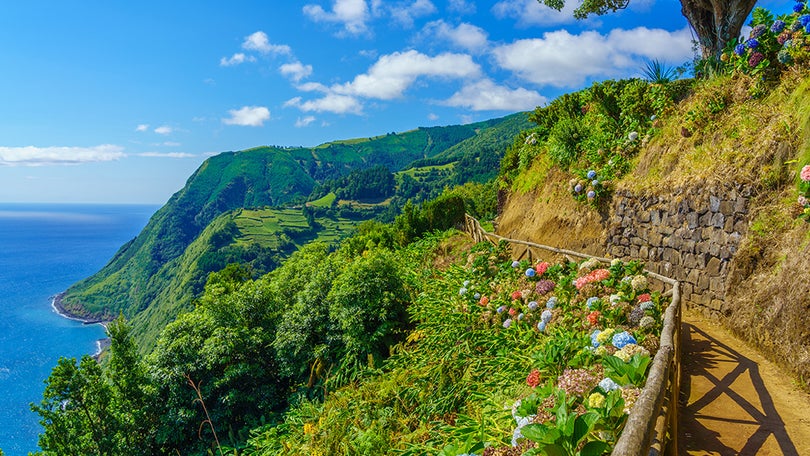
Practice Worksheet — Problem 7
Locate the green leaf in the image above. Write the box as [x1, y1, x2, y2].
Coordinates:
[579, 440, 611, 456]
[572, 412, 600, 444]
[543, 443, 568, 456]
[521, 424, 555, 444]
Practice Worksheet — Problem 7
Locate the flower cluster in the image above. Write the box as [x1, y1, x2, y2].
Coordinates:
[570, 169, 609, 206]
[798, 164, 810, 220]
[722, 3, 810, 77]
[574, 268, 611, 290]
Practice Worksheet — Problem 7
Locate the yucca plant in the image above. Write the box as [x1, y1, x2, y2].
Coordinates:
[642, 59, 678, 84]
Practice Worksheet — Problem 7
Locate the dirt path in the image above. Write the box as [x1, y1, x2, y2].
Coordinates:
[679, 310, 810, 455]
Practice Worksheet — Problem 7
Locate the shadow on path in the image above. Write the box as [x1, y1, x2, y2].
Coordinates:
[679, 322, 798, 455]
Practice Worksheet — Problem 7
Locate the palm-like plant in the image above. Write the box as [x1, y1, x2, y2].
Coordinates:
[642, 59, 678, 84]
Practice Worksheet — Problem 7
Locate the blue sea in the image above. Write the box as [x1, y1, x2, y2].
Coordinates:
[0, 203, 157, 455]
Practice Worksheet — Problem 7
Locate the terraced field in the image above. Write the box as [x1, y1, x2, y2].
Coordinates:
[234, 208, 361, 247]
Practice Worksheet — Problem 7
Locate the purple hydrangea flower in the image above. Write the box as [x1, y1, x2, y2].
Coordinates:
[749, 24, 767, 39]
[587, 170, 597, 179]
[535, 280, 555, 295]
[528, 300, 539, 311]
[511, 260, 520, 268]
[587, 190, 596, 199]
[734, 43, 746, 56]
[503, 318, 512, 329]
[748, 51, 765, 67]
[771, 20, 786, 33]
[792, 20, 804, 32]
[574, 183, 583, 193]
[612, 331, 637, 349]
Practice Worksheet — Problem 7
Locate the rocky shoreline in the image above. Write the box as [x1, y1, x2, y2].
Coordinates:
[51, 292, 112, 359]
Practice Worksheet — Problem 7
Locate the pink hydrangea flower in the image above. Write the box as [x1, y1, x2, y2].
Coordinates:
[801, 165, 810, 182]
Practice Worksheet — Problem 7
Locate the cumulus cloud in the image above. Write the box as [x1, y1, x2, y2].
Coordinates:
[242, 31, 291, 55]
[388, 0, 437, 27]
[0, 145, 125, 166]
[285, 94, 364, 114]
[295, 116, 317, 127]
[303, 0, 370, 35]
[220, 52, 257, 66]
[493, 27, 693, 87]
[138, 152, 196, 158]
[492, 0, 579, 27]
[222, 106, 271, 126]
[443, 79, 547, 111]
[154, 125, 173, 135]
[285, 49, 480, 114]
[280, 61, 314, 82]
[135, 124, 149, 132]
[421, 20, 488, 52]
[335, 50, 480, 100]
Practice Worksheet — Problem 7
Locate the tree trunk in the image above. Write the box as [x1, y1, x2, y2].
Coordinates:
[680, 0, 758, 59]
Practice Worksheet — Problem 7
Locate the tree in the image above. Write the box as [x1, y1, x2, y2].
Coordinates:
[539, 0, 758, 59]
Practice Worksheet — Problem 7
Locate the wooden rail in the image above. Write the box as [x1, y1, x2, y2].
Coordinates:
[461, 214, 681, 456]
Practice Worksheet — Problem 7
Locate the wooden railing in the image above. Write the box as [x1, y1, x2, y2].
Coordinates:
[461, 214, 681, 456]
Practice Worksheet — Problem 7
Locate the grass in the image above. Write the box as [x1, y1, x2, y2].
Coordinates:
[234, 208, 363, 248]
[309, 193, 336, 207]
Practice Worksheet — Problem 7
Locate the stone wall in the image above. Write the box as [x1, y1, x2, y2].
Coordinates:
[606, 184, 753, 314]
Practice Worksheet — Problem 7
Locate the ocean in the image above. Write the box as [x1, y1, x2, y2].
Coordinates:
[0, 203, 157, 456]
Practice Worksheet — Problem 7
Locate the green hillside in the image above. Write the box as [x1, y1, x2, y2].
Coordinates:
[60, 112, 531, 349]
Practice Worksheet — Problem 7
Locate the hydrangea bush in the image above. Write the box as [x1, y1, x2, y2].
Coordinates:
[797, 164, 810, 220]
[721, 3, 810, 79]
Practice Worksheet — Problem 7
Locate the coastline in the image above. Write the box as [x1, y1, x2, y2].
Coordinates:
[51, 292, 111, 359]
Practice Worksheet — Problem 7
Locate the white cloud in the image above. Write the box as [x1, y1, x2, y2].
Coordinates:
[443, 79, 547, 111]
[0, 145, 125, 166]
[303, 0, 370, 35]
[154, 125, 173, 135]
[421, 20, 488, 52]
[138, 152, 196, 158]
[242, 31, 291, 55]
[493, 26, 693, 88]
[135, 124, 149, 132]
[335, 50, 480, 100]
[280, 61, 314, 82]
[295, 116, 317, 127]
[389, 0, 437, 27]
[285, 94, 364, 114]
[222, 106, 271, 127]
[427, 112, 439, 120]
[220, 52, 256, 66]
[492, 0, 579, 27]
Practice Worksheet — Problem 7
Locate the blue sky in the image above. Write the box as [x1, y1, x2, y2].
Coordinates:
[0, 0, 766, 204]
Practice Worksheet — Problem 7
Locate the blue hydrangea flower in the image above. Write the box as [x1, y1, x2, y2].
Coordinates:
[734, 43, 746, 55]
[599, 377, 621, 392]
[525, 268, 536, 277]
[497, 305, 507, 314]
[459, 287, 467, 296]
[463, 280, 470, 287]
[795, 3, 805, 13]
[592, 179, 599, 186]
[792, 19, 804, 32]
[778, 49, 793, 64]
[805, 23, 810, 34]
[574, 183, 583, 193]
[503, 318, 512, 329]
[474, 292, 481, 300]
[586, 297, 600, 309]
[590, 330, 602, 347]
[528, 300, 539, 311]
[640, 301, 654, 311]
[612, 331, 637, 349]
[587, 190, 596, 199]
[537, 321, 547, 332]
[749, 24, 767, 39]
[541, 309, 553, 323]
[771, 20, 786, 33]
[511, 260, 520, 268]
[587, 170, 597, 179]
[801, 14, 810, 26]
[518, 312, 525, 321]
[546, 296, 557, 309]
[745, 38, 759, 49]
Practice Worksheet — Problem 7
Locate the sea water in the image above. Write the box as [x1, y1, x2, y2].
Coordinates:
[0, 203, 156, 455]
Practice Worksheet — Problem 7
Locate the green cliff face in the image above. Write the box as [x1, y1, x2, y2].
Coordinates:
[60, 113, 531, 349]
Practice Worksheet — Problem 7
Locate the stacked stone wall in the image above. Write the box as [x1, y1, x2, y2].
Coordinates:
[606, 184, 753, 314]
